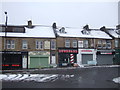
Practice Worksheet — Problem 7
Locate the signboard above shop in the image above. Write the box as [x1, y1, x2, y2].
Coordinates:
[58, 48, 78, 54]
[97, 50, 115, 55]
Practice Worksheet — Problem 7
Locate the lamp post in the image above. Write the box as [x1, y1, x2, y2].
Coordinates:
[3, 12, 8, 69]
[5, 12, 8, 39]
[5, 11, 8, 49]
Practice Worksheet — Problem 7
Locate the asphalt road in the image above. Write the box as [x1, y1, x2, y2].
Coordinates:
[1, 67, 120, 88]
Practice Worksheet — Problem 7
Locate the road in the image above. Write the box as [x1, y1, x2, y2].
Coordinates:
[1, 66, 120, 88]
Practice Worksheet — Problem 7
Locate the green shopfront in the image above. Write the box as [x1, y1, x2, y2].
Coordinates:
[28, 51, 50, 68]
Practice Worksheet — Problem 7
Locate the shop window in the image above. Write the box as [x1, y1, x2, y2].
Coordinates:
[83, 40, 88, 48]
[115, 39, 119, 48]
[51, 40, 56, 50]
[106, 40, 111, 49]
[22, 40, 28, 49]
[72, 40, 77, 48]
[36, 40, 43, 49]
[97, 40, 102, 49]
[6, 40, 15, 49]
[65, 40, 70, 48]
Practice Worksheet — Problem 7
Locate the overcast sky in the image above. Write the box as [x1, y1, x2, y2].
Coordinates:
[0, 0, 119, 29]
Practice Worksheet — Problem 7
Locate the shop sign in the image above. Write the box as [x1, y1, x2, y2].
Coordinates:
[81, 50, 92, 52]
[100, 52, 112, 55]
[58, 48, 78, 54]
[1, 51, 21, 54]
[99, 51, 113, 55]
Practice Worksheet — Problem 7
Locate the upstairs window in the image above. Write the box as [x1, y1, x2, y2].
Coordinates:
[22, 40, 28, 49]
[102, 40, 106, 49]
[36, 40, 43, 49]
[115, 39, 119, 48]
[6, 40, 15, 49]
[51, 40, 56, 50]
[83, 40, 88, 48]
[65, 40, 70, 48]
[106, 40, 111, 49]
[97, 40, 102, 49]
[72, 40, 77, 48]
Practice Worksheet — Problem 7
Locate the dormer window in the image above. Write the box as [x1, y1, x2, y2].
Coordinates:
[81, 30, 90, 35]
[59, 27, 66, 33]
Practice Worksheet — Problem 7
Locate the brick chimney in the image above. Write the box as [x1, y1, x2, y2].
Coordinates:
[52, 22, 57, 29]
[83, 24, 89, 30]
[116, 24, 120, 30]
[28, 20, 32, 28]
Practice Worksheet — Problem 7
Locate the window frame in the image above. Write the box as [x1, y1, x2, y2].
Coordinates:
[106, 40, 111, 49]
[65, 39, 70, 48]
[22, 40, 28, 49]
[72, 40, 77, 48]
[51, 40, 56, 50]
[83, 40, 89, 48]
[6, 40, 15, 49]
[36, 40, 44, 50]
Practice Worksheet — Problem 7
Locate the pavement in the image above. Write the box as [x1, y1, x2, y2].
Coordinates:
[1, 65, 120, 74]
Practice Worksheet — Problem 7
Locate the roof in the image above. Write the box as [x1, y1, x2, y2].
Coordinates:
[56, 28, 112, 39]
[0, 26, 56, 38]
[107, 29, 120, 38]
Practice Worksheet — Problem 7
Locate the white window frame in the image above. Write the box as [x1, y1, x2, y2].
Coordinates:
[97, 40, 102, 49]
[115, 39, 119, 48]
[6, 40, 11, 49]
[106, 40, 111, 49]
[40, 41, 43, 49]
[83, 40, 88, 48]
[51, 40, 56, 50]
[36, 40, 43, 50]
[6, 40, 15, 49]
[22, 40, 28, 49]
[72, 40, 77, 48]
[11, 40, 15, 49]
[65, 40, 70, 48]
[102, 40, 106, 49]
[36, 40, 39, 49]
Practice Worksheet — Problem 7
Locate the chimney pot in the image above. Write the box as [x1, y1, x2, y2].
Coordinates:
[28, 20, 32, 28]
[52, 22, 57, 29]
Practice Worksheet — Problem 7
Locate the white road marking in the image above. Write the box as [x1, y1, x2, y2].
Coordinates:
[4, 74, 17, 81]
[10, 74, 23, 81]
[113, 77, 120, 84]
[0, 74, 74, 82]
[0, 74, 7, 80]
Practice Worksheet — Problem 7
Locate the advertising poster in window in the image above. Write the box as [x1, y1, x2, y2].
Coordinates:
[78, 41, 83, 48]
[44, 41, 50, 49]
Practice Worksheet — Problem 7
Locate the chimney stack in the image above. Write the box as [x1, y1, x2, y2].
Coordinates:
[28, 20, 32, 28]
[52, 22, 57, 29]
[83, 24, 89, 30]
[116, 24, 120, 30]
[100, 26, 106, 31]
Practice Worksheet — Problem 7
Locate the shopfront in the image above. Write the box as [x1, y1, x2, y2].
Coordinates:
[2, 51, 28, 70]
[77, 49, 97, 65]
[28, 51, 50, 68]
[96, 50, 115, 65]
[58, 48, 78, 67]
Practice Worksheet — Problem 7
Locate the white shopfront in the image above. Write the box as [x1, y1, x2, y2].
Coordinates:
[77, 49, 97, 65]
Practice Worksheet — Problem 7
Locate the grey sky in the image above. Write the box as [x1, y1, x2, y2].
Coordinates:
[1, 1, 118, 29]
